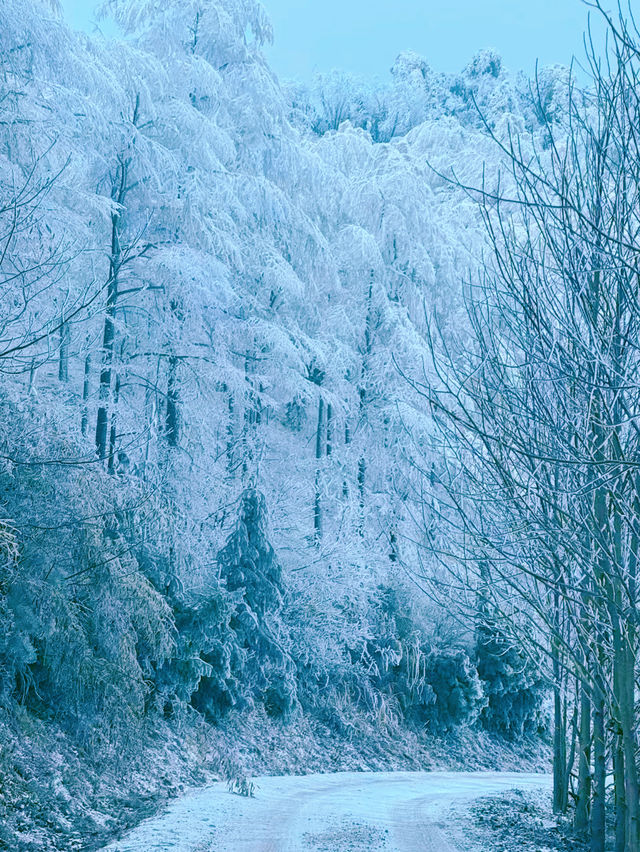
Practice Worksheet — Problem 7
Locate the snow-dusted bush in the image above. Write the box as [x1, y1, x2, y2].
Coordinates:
[156, 586, 238, 720]
[155, 489, 298, 722]
[359, 587, 485, 732]
[0, 521, 31, 705]
[217, 490, 298, 720]
[475, 622, 546, 739]
[0, 396, 175, 743]
[420, 649, 485, 730]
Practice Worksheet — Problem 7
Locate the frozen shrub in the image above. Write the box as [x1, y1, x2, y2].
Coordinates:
[184, 489, 299, 721]
[165, 589, 240, 721]
[219, 490, 284, 613]
[0, 403, 175, 741]
[475, 621, 546, 739]
[363, 587, 484, 731]
[0, 521, 35, 705]
[422, 648, 485, 729]
[28, 527, 175, 738]
[150, 489, 300, 723]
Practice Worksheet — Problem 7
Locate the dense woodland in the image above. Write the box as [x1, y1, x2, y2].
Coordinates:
[1, 1, 639, 851]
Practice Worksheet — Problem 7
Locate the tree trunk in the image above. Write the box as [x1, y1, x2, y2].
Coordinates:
[357, 457, 366, 534]
[553, 679, 567, 814]
[226, 389, 235, 475]
[575, 675, 591, 837]
[58, 316, 69, 382]
[141, 371, 157, 479]
[342, 419, 350, 498]
[552, 584, 568, 814]
[590, 477, 607, 852]
[611, 507, 633, 852]
[621, 476, 640, 852]
[620, 644, 639, 852]
[566, 703, 578, 810]
[314, 396, 325, 542]
[28, 358, 37, 394]
[166, 354, 180, 447]
[591, 679, 606, 852]
[355, 272, 374, 534]
[242, 355, 258, 480]
[96, 177, 125, 462]
[389, 526, 399, 563]
[587, 312, 607, 852]
[81, 353, 91, 436]
[107, 375, 120, 475]
[613, 730, 626, 852]
[96, 103, 139, 464]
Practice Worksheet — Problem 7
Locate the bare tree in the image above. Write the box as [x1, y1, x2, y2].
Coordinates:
[407, 7, 640, 850]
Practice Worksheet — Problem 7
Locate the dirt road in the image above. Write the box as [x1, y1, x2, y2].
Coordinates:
[102, 770, 551, 851]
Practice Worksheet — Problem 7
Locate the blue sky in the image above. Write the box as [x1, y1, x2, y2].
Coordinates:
[59, 0, 602, 79]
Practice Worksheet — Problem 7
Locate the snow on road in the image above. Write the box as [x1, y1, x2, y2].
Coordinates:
[102, 770, 551, 852]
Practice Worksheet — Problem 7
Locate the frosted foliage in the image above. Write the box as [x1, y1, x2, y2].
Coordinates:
[101, 0, 272, 61]
[0, 0, 562, 760]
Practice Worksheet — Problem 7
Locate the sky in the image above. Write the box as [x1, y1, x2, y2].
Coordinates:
[59, 0, 604, 80]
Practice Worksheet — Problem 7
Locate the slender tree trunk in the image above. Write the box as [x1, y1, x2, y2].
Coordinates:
[96, 104, 138, 464]
[591, 674, 606, 852]
[107, 375, 120, 475]
[342, 419, 350, 498]
[357, 386, 366, 532]
[314, 396, 325, 542]
[226, 390, 235, 475]
[590, 483, 607, 852]
[356, 272, 374, 534]
[620, 642, 639, 852]
[611, 508, 631, 852]
[587, 300, 607, 852]
[166, 354, 180, 447]
[141, 372, 157, 479]
[242, 355, 257, 480]
[58, 315, 69, 382]
[95, 291, 115, 460]
[357, 456, 366, 534]
[613, 729, 626, 852]
[81, 353, 91, 436]
[28, 358, 37, 394]
[96, 198, 124, 461]
[553, 674, 567, 813]
[575, 673, 591, 837]
[256, 382, 264, 427]
[389, 525, 399, 563]
[552, 582, 568, 814]
[566, 703, 578, 809]
[326, 403, 333, 457]
[621, 476, 640, 852]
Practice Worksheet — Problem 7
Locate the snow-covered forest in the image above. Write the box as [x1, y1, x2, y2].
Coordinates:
[1, 1, 640, 850]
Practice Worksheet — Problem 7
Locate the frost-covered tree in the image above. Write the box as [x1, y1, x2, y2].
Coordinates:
[0, 2, 576, 845]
